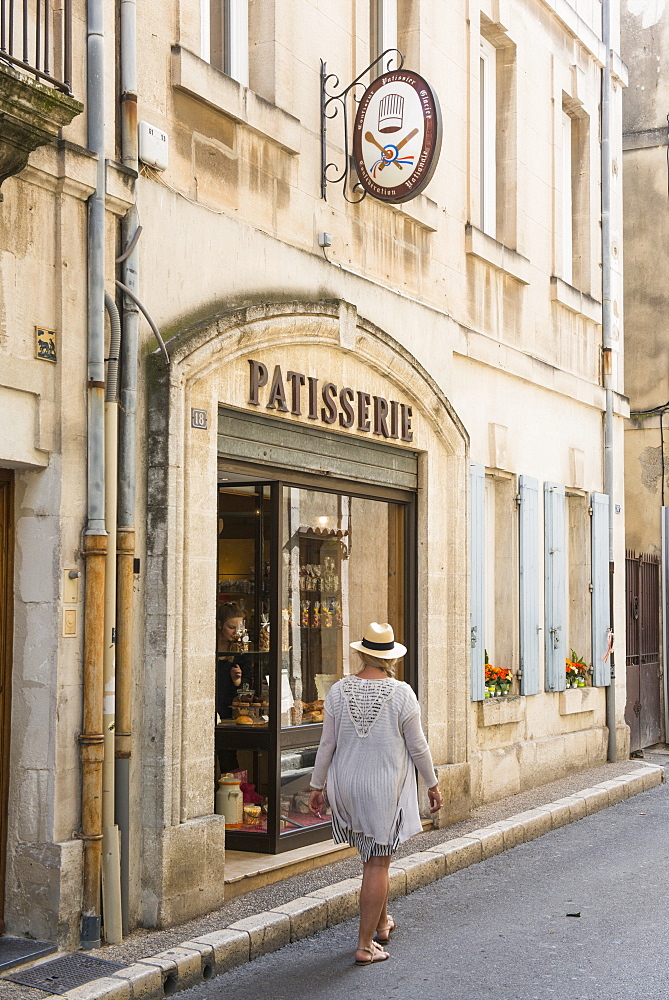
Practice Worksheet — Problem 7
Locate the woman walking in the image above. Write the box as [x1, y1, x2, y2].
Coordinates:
[309, 622, 443, 966]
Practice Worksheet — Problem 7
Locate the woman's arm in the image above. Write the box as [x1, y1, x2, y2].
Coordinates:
[309, 708, 336, 789]
[308, 708, 336, 817]
[402, 711, 443, 813]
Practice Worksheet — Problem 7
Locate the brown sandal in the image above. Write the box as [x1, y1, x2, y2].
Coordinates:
[375, 917, 397, 945]
[355, 943, 390, 965]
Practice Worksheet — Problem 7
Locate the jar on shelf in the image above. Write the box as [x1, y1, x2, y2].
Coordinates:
[215, 774, 244, 826]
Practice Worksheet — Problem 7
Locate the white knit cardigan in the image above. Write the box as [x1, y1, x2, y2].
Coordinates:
[310, 676, 438, 858]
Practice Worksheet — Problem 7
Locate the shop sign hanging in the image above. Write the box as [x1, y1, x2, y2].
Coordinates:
[247, 360, 413, 443]
[352, 70, 442, 204]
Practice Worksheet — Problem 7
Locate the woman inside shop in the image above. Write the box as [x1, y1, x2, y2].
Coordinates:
[216, 602, 252, 721]
[308, 622, 443, 966]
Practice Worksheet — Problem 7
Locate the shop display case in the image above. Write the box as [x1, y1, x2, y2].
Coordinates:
[215, 475, 413, 853]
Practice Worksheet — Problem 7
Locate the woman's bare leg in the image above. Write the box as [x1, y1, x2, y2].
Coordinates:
[356, 855, 391, 960]
[376, 883, 391, 938]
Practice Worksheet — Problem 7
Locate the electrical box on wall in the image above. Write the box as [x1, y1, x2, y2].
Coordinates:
[139, 121, 168, 171]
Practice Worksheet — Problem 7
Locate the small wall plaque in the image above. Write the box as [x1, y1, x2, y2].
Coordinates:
[35, 327, 57, 363]
[191, 408, 208, 429]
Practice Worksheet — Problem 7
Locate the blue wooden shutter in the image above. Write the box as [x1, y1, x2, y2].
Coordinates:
[519, 476, 540, 695]
[544, 482, 566, 692]
[591, 491, 611, 687]
[470, 463, 485, 701]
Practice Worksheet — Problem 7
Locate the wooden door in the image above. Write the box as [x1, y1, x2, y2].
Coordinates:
[0, 470, 14, 934]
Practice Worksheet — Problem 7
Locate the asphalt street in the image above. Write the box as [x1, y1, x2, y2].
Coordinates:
[178, 776, 669, 1000]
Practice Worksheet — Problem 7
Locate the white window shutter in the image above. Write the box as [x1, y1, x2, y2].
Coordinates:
[544, 482, 566, 691]
[591, 492, 611, 687]
[519, 476, 540, 695]
[470, 463, 486, 701]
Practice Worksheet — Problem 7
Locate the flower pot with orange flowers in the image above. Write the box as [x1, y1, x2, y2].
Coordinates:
[484, 653, 513, 697]
[565, 650, 588, 688]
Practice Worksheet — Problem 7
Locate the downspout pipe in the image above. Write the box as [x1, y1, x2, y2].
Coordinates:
[102, 294, 123, 943]
[80, 0, 107, 951]
[116, 0, 138, 938]
[601, 0, 617, 761]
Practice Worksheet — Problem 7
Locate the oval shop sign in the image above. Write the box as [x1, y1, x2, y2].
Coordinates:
[352, 69, 442, 204]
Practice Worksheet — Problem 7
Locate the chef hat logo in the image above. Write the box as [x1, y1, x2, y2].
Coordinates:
[378, 93, 404, 134]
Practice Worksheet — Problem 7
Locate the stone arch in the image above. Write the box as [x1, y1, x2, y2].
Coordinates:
[141, 299, 470, 901]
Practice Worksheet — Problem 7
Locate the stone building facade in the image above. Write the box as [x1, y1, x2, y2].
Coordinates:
[0, 0, 628, 947]
[621, 0, 669, 749]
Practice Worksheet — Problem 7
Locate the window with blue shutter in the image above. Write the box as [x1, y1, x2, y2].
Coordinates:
[470, 463, 485, 700]
[591, 491, 611, 687]
[519, 476, 540, 695]
[544, 482, 566, 692]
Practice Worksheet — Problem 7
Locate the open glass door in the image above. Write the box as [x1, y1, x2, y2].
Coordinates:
[276, 486, 407, 849]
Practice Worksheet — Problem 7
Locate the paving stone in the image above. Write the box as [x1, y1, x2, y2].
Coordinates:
[511, 808, 553, 840]
[389, 850, 446, 891]
[111, 962, 163, 999]
[227, 912, 291, 960]
[546, 797, 576, 829]
[430, 836, 483, 873]
[575, 786, 611, 815]
[387, 864, 407, 900]
[268, 896, 327, 941]
[465, 826, 505, 859]
[147, 946, 201, 985]
[59, 978, 131, 1000]
[609, 777, 633, 800]
[188, 928, 250, 973]
[563, 794, 588, 821]
[305, 878, 361, 926]
[484, 820, 524, 851]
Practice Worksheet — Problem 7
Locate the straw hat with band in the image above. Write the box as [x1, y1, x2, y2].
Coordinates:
[350, 622, 407, 660]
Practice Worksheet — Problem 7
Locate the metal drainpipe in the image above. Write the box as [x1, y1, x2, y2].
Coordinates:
[80, 0, 106, 951]
[601, 0, 617, 761]
[102, 293, 123, 944]
[116, 0, 138, 937]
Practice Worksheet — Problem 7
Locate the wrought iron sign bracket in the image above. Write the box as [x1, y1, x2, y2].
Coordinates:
[320, 49, 404, 203]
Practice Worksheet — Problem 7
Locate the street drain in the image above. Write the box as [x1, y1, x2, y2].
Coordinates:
[3, 954, 126, 995]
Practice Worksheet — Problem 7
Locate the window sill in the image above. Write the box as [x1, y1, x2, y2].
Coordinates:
[550, 276, 601, 324]
[389, 194, 439, 233]
[478, 695, 524, 727]
[465, 224, 531, 285]
[171, 45, 301, 155]
[558, 687, 596, 715]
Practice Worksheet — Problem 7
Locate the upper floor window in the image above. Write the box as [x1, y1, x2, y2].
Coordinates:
[370, 0, 398, 65]
[478, 21, 517, 248]
[561, 101, 590, 291]
[202, 0, 249, 87]
[479, 36, 497, 238]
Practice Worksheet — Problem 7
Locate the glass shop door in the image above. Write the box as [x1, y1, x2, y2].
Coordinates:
[215, 475, 412, 854]
[275, 485, 409, 852]
[215, 481, 276, 851]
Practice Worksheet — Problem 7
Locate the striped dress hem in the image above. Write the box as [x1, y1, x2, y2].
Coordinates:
[331, 808, 403, 862]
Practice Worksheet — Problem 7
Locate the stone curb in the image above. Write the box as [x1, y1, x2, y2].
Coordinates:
[55, 764, 663, 999]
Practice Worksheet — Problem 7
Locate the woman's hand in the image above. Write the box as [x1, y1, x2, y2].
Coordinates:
[308, 789, 325, 818]
[428, 784, 443, 814]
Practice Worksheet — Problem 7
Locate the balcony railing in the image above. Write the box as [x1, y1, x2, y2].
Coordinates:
[0, 0, 72, 94]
